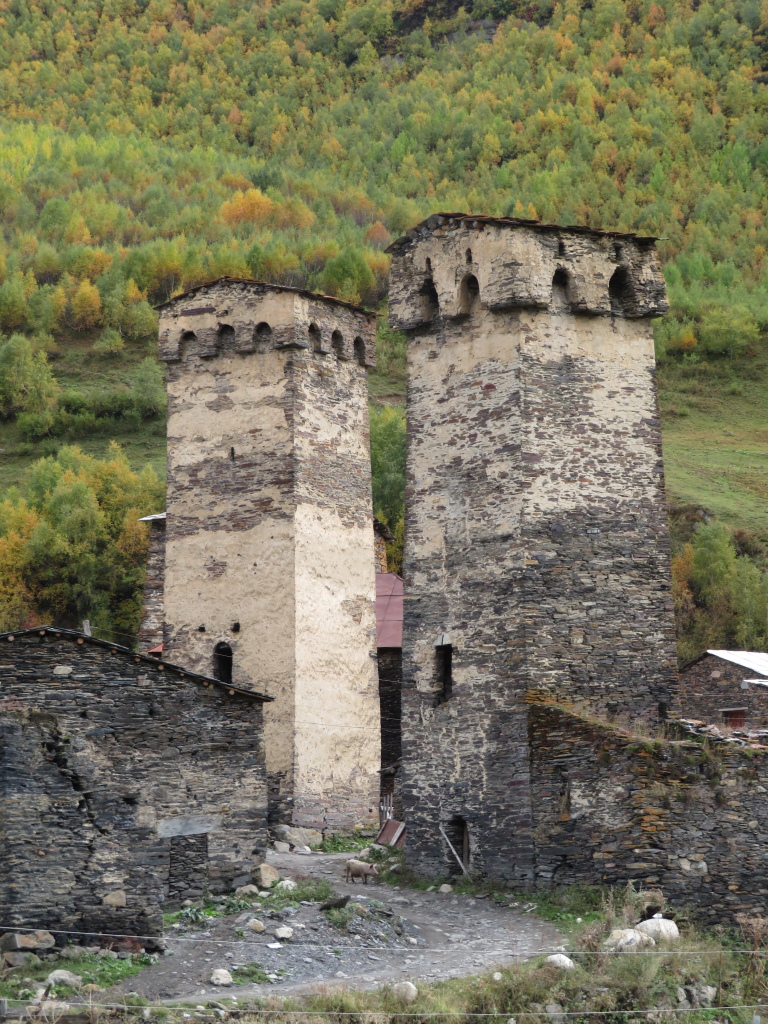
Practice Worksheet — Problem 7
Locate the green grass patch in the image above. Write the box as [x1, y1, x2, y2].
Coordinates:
[0, 951, 152, 1003]
[232, 962, 271, 985]
[318, 833, 372, 853]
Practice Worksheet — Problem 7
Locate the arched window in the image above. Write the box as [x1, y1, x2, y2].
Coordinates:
[308, 323, 322, 352]
[254, 322, 272, 351]
[609, 266, 633, 315]
[213, 642, 233, 685]
[218, 324, 235, 345]
[332, 329, 345, 360]
[550, 268, 571, 310]
[465, 248, 473, 264]
[458, 274, 480, 316]
[419, 276, 439, 323]
[179, 330, 196, 357]
[353, 336, 366, 366]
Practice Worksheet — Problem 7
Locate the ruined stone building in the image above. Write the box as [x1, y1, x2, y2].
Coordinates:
[156, 280, 381, 830]
[679, 650, 768, 728]
[0, 628, 270, 941]
[388, 214, 680, 882]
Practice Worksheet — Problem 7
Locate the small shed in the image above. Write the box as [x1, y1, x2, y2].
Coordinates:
[679, 649, 768, 728]
[0, 627, 272, 944]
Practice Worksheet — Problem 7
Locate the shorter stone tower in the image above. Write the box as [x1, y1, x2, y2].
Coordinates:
[157, 279, 380, 830]
[388, 215, 679, 882]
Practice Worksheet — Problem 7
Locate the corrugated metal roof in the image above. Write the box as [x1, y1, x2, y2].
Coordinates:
[707, 650, 768, 677]
[376, 573, 403, 649]
[139, 512, 166, 522]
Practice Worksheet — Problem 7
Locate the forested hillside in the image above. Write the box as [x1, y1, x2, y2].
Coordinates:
[0, 0, 767, 658]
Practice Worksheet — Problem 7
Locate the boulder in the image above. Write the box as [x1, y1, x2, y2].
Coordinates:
[604, 928, 656, 952]
[0, 931, 55, 952]
[273, 926, 294, 940]
[392, 982, 418, 1003]
[3, 951, 35, 968]
[235, 884, 260, 897]
[59, 947, 85, 960]
[438, 884, 453, 894]
[545, 954, 575, 970]
[46, 970, 82, 988]
[636, 918, 679, 942]
[247, 919, 265, 933]
[273, 824, 323, 849]
[254, 864, 280, 888]
[545, 1003, 565, 1024]
[210, 969, 233, 987]
[275, 879, 297, 892]
[273, 841, 291, 854]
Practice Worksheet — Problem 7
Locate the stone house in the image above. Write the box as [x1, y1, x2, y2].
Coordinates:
[679, 650, 768, 727]
[155, 278, 381, 831]
[388, 213, 679, 882]
[0, 627, 270, 942]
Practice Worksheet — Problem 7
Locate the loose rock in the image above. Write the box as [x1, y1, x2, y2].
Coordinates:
[0, 931, 55, 952]
[635, 918, 679, 942]
[247, 919, 266, 934]
[438, 884, 453, 894]
[545, 954, 575, 970]
[235, 884, 260, 897]
[273, 926, 294, 940]
[210, 969, 233, 987]
[392, 981, 418, 1002]
[254, 864, 280, 888]
[275, 879, 297, 892]
[273, 842, 291, 854]
[274, 825, 323, 849]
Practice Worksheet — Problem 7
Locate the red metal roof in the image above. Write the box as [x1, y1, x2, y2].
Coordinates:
[376, 573, 403, 649]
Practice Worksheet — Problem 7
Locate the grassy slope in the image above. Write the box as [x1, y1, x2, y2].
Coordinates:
[658, 350, 768, 551]
[0, 336, 167, 492]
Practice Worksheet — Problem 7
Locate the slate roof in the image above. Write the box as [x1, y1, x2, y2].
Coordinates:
[0, 626, 273, 702]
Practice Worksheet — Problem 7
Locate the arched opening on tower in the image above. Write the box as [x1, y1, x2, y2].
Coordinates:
[179, 330, 196, 358]
[213, 642, 233, 685]
[332, 329, 345, 360]
[550, 268, 572, 311]
[458, 273, 480, 316]
[609, 266, 633, 315]
[218, 324, 235, 346]
[419, 274, 439, 324]
[445, 815, 471, 874]
[254, 322, 272, 351]
[353, 336, 366, 365]
[308, 322, 322, 352]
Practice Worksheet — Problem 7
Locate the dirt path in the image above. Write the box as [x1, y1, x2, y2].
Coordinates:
[114, 850, 563, 1004]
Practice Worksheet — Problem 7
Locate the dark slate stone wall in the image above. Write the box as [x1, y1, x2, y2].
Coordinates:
[529, 702, 768, 925]
[0, 632, 267, 941]
[138, 519, 166, 653]
[679, 654, 768, 726]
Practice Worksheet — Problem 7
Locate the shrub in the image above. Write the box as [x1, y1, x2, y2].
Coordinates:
[93, 328, 125, 354]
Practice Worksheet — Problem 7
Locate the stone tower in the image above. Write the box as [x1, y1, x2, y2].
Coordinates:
[387, 215, 679, 882]
[157, 278, 380, 830]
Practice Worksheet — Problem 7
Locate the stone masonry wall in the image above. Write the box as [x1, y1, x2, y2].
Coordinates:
[390, 215, 679, 883]
[158, 279, 380, 829]
[0, 630, 268, 941]
[529, 702, 768, 925]
[679, 654, 768, 727]
[138, 518, 166, 653]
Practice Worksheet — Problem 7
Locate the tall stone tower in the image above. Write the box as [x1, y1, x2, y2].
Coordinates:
[387, 215, 679, 882]
[157, 278, 380, 830]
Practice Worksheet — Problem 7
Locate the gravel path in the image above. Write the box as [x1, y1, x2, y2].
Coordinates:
[112, 850, 563, 1004]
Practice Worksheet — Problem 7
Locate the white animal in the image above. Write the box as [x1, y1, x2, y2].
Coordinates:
[344, 859, 379, 884]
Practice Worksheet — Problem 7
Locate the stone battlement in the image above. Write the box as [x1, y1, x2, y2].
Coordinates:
[158, 278, 376, 366]
[387, 213, 668, 331]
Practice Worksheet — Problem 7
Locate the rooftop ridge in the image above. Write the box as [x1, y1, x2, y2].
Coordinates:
[155, 276, 378, 316]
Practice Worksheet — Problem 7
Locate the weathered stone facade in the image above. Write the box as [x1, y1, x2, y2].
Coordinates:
[389, 215, 679, 882]
[138, 514, 166, 653]
[530, 702, 768, 925]
[157, 279, 380, 830]
[0, 629, 269, 941]
[679, 652, 768, 727]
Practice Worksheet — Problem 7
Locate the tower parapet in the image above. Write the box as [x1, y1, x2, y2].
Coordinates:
[158, 278, 380, 830]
